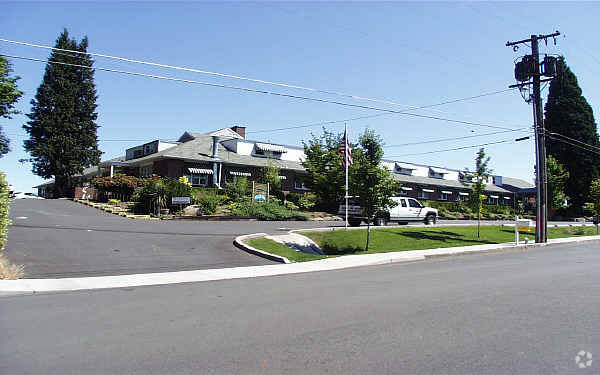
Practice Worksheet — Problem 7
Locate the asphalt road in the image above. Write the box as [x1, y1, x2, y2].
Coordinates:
[5, 199, 343, 278]
[4, 199, 585, 278]
[1, 241, 598, 374]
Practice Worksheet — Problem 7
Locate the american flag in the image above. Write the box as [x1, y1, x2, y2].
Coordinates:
[339, 127, 353, 169]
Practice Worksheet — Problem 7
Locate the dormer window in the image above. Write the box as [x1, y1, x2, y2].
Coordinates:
[395, 162, 416, 175]
[429, 167, 448, 179]
[254, 142, 287, 157]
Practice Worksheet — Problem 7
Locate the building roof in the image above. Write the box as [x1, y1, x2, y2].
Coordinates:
[391, 173, 515, 194]
[125, 133, 305, 171]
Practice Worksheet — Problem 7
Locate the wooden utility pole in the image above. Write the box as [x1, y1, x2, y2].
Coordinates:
[507, 31, 560, 243]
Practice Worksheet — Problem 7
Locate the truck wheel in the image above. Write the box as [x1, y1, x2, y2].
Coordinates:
[375, 217, 387, 226]
[425, 214, 436, 225]
[348, 219, 362, 227]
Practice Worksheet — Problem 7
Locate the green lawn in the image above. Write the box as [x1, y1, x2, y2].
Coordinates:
[246, 225, 598, 263]
[246, 238, 327, 262]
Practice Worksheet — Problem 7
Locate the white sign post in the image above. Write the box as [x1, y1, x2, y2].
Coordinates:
[515, 216, 533, 245]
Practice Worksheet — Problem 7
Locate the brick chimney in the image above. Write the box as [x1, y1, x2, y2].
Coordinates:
[231, 125, 246, 139]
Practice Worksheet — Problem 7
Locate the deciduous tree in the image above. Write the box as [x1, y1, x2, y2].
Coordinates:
[302, 128, 348, 212]
[547, 155, 569, 215]
[352, 129, 398, 251]
[464, 148, 492, 238]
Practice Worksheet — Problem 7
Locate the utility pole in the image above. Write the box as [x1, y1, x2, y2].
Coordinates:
[506, 31, 560, 243]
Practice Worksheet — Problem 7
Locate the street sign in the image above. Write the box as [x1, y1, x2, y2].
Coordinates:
[172, 197, 191, 205]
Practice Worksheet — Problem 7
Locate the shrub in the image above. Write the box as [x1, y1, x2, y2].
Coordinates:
[132, 178, 169, 214]
[108, 198, 121, 206]
[287, 192, 317, 211]
[196, 194, 223, 215]
[0, 172, 10, 252]
[92, 173, 144, 202]
[225, 177, 251, 202]
[229, 201, 308, 221]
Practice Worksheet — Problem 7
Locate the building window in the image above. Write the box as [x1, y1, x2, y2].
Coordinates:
[458, 193, 469, 202]
[429, 171, 444, 179]
[185, 173, 209, 186]
[294, 178, 310, 191]
[226, 171, 252, 184]
[140, 165, 153, 178]
[418, 190, 431, 200]
[440, 192, 448, 201]
[487, 195, 499, 205]
[133, 149, 143, 159]
[396, 167, 413, 175]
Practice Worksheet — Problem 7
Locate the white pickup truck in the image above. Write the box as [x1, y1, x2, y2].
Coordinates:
[339, 197, 438, 226]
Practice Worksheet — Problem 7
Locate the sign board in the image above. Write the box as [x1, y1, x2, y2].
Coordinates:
[252, 182, 269, 202]
[172, 197, 191, 205]
[516, 219, 533, 231]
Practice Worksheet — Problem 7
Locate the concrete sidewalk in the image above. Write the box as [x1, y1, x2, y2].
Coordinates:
[2, 234, 599, 294]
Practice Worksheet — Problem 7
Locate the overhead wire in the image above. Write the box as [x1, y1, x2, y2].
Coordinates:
[248, 89, 524, 134]
[0, 37, 517, 122]
[547, 131, 600, 152]
[2, 53, 525, 132]
[384, 128, 530, 148]
[386, 134, 533, 157]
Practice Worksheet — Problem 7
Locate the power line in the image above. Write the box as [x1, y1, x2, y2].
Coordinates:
[547, 131, 600, 153]
[248, 89, 524, 134]
[2, 53, 524, 132]
[547, 134, 600, 155]
[386, 135, 533, 157]
[383, 128, 530, 148]
[0, 37, 515, 119]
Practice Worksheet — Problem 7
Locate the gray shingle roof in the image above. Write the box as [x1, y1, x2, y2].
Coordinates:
[391, 173, 515, 194]
[125, 134, 305, 171]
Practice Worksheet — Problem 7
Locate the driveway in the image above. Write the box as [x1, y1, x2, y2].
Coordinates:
[5, 199, 340, 278]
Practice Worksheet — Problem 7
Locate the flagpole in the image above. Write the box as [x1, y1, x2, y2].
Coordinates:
[345, 122, 349, 230]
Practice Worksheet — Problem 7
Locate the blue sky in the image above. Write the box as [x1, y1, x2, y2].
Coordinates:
[1, 1, 599, 193]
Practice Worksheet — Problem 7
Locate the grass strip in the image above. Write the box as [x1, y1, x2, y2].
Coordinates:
[302, 225, 598, 255]
[246, 238, 327, 262]
[246, 225, 598, 262]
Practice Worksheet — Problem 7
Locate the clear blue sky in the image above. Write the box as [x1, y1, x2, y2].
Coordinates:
[1, 2, 599, 193]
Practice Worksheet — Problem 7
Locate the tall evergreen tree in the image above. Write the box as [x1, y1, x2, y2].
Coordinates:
[544, 56, 600, 212]
[23, 29, 101, 197]
[0, 56, 24, 157]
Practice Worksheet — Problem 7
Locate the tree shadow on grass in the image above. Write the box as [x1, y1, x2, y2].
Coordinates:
[321, 241, 364, 255]
[393, 230, 494, 245]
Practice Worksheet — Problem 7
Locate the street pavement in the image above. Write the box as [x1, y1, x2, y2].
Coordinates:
[5, 199, 584, 278]
[6, 199, 341, 278]
[1, 241, 598, 374]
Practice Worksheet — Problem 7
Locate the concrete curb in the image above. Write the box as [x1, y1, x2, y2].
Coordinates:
[233, 233, 291, 264]
[2, 232, 599, 294]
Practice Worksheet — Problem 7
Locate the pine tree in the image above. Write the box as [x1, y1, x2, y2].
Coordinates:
[544, 56, 600, 212]
[0, 56, 23, 156]
[23, 29, 101, 197]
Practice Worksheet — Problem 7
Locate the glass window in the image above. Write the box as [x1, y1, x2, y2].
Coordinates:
[294, 178, 310, 190]
[440, 192, 448, 201]
[185, 173, 209, 187]
[401, 199, 407, 208]
[418, 191, 430, 200]
[140, 165, 153, 178]
[409, 199, 422, 208]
